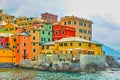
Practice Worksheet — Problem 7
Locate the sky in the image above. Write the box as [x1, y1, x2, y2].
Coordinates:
[0, 0, 120, 50]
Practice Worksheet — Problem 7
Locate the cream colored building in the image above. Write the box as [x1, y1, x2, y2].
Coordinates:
[60, 16, 92, 41]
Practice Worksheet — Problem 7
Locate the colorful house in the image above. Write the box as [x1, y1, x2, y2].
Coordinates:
[52, 25, 75, 41]
[0, 33, 13, 47]
[41, 12, 58, 24]
[3, 23, 18, 32]
[60, 16, 93, 41]
[54, 37, 103, 59]
[39, 23, 53, 43]
[29, 28, 42, 61]
[15, 16, 35, 27]
[13, 32, 32, 64]
[0, 47, 15, 63]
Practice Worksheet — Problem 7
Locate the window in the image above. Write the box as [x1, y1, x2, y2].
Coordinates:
[42, 46, 44, 49]
[88, 31, 92, 34]
[24, 42, 26, 46]
[84, 36, 86, 39]
[70, 42, 72, 46]
[42, 31, 44, 34]
[6, 43, 9, 47]
[80, 36, 82, 38]
[96, 44, 101, 47]
[74, 21, 76, 25]
[48, 32, 50, 35]
[24, 37, 26, 40]
[68, 21, 71, 25]
[55, 31, 58, 35]
[33, 30, 35, 33]
[17, 50, 19, 53]
[83, 30, 87, 34]
[79, 22, 83, 26]
[79, 43, 81, 46]
[46, 46, 50, 49]
[0, 42, 3, 46]
[33, 49, 36, 52]
[64, 22, 66, 25]
[64, 43, 67, 46]
[44, 38, 46, 42]
[89, 24, 91, 27]
[84, 23, 86, 27]
[23, 50, 26, 59]
[88, 43, 91, 47]
[41, 38, 44, 41]
[48, 38, 50, 42]
[62, 31, 65, 35]
[32, 43, 35, 46]
[79, 29, 82, 33]
[33, 36, 36, 40]
[59, 43, 63, 46]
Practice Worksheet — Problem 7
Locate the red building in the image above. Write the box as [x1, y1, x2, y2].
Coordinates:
[0, 33, 11, 47]
[41, 12, 58, 24]
[52, 25, 76, 41]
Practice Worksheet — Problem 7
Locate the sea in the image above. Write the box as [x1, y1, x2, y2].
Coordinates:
[0, 68, 120, 80]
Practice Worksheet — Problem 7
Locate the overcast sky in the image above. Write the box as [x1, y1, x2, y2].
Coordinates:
[0, 0, 120, 50]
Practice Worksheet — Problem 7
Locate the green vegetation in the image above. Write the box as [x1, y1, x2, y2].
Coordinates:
[0, 29, 13, 33]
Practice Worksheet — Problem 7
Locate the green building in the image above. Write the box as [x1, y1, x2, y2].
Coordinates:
[39, 23, 52, 43]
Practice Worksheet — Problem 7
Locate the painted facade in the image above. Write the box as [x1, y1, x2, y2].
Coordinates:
[15, 16, 35, 27]
[41, 12, 58, 24]
[54, 37, 103, 59]
[13, 32, 32, 64]
[60, 16, 92, 41]
[52, 25, 75, 41]
[39, 23, 52, 43]
[3, 23, 18, 32]
[29, 29, 41, 61]
[0, 47, 15, 63]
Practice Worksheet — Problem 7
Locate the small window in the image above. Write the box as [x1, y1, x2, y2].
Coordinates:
[84, 36, 86, 39]
[70, 42, 72, 46]
[64, 22, 66, 25]
[33, 49, 36, 52]
[33, 36, 36, 40]
[49, 26, 51, 29]
[79, 22, 83, 26]
[83, 30, 87, 34]
[55, 31, 58, 35]
[24, 42, 26, 46]
[62, 31, 65, 35]
[74, 21, 76, 25]
[68, 21, 71, 25]
[42, 46, 44, 49]
[48, 38, 50, 42]
[64, 43, 67, 46]
[84, 23, 86, 27]
[32, 43, 35, 46]
[46, 46, 50, 49]
[24, 37, 26, 40]
[88, 31, 92, 34]
[88, 43, 91, 47]
[89, 37, 91, 41]
[89, 24, 91, 27]
[48, 32, 50, 35]
[80, 36, 82, 38]
[79, 29, 82, 33]
[33, 30, 35, 33]
[79, 43, 81, 46]
[42, 31, 44, 34]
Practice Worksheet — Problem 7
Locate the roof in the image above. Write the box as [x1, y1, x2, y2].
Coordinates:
[32, 18, 46, 22]
[0, 46, 12, 50]
[0, 33, 14, 37]
[15, 32, 30, 36]
[55, 37, 98, 44]
[42, 42, 55, 45]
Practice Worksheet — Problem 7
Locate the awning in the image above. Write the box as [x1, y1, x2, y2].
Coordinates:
[67, 49, 73, 51]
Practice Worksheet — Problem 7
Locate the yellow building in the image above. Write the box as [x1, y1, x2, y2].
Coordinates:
[2, 14, 15, 23]
[60, 16, 93, 41]
[0, 47, 15, 63]
[28, 28, 41, 61]
[15, 16, 35, 27]
[41, 42, 56, 54]
[3, 23, 18, 32]
[54, 37, 103, 59]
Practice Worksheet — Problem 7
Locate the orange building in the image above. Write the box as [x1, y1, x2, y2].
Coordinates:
[13, 32, 32, 64]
